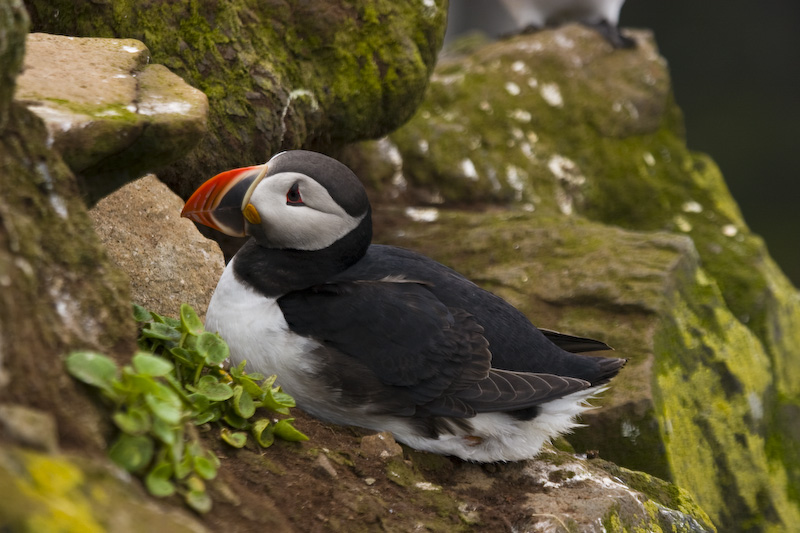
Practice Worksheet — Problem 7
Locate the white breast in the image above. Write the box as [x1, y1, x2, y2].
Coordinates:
[500, 0, 625, 26]
[205, 259, 322, 396]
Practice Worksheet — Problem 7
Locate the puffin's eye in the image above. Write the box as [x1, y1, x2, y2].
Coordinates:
[286, 183, 304, 206]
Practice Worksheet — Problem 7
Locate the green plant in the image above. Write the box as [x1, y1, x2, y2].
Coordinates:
[66, 303, 308, 513]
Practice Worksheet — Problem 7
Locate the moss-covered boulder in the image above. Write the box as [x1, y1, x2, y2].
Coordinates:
[14, 33, 209, 204]
[24, 0, 449, 199]
[0, 0, 27, 122]
[358, 24, 800, 531]
[0, 445, 208, 532]
[0, 16, 135, 454]
[0, 4, 214, 527]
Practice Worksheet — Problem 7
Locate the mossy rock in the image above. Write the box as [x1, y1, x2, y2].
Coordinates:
[24, 0, 449, 199]
[0, 100, 136, 450]
[15, 33, 209, 204]
[372, 205, 798, 530]
[0, 445, 208, 532]
[0, 0, 28, 122]
[357, 24, 800, 530]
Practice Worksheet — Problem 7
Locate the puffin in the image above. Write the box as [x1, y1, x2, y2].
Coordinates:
[498, 0, 634, 49]
[182, 150, 626, 462]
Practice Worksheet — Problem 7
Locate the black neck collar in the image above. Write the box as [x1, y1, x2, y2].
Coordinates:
[232, 210, 372, 297]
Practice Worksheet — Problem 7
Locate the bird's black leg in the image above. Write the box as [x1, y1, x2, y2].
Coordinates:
[587, 19, 636, 49]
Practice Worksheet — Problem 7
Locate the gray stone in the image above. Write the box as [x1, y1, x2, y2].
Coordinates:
[89, 174, 224, 322]
[15, 33, 208, 204]
[313, 453, 338, 480]
[360, 431, 403, 460]
[0, 404, 58, 453]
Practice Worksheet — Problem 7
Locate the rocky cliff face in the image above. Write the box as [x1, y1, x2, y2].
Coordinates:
[24, 0, 449, 200]
[3, 0, 798, 531]
[352, 24, 800, 530]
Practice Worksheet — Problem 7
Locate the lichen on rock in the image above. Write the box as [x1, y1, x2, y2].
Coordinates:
[24, 0, 449, 199]
[14, 33, 209, 204]
[361, 23, 800, 531]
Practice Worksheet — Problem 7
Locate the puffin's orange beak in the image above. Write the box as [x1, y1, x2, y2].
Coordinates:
[181, 165, 267, 237]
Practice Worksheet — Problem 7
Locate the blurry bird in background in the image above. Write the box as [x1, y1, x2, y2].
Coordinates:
[447, 0, 634, 48]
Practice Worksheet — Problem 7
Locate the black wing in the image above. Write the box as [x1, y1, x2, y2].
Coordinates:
[341, 246, 625, 385]
[278, 280, 590, 418]
[538, 328, 612, 353]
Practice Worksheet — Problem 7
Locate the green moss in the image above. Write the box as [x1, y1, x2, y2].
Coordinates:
[0, 449, 104, 533]
[27, 0, 448, 197]
[0, 445, 212, 532]
[374, 25, 800, 531]
[599, 462, 715, 531]
[652, 261, 800, 529]
[383, 457, 471, 531]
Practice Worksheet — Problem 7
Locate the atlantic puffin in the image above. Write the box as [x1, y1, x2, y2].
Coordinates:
[182, 150, 626, 462]
[498, 0, 634, 49]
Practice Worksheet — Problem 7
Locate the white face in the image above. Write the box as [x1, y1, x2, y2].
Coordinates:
[245, 171, 366, 251]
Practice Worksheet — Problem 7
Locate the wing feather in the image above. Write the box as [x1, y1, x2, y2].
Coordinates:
[279, 280, 593, 419]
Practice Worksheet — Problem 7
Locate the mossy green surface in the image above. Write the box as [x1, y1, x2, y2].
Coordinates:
[0, 101, 136, 449]
[0, 445, 207, 532]
[0, 0, 28, 121]
[368, 24, 800, 530]
[25, 0, 449, 198]
[372, 204, 798, 529]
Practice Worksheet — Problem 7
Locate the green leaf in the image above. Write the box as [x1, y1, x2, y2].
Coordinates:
[259, 374, 278, 390]
[151, 416, 178, 446]
[124, 372, 159, 396]
[152, 312, 181, 328]
[185, 487, 212, 514]
[204, 448, 221, 469]
[168, 347, 194, 366]
[175, 450, 193, 480]
[196, 375, 234, 402]
[192, 408, 218, 425]
[132, 352, 174, 377]
[258, 387, 292, 415]
[187, 392, 210, 412]
[270, 389, 296, 408]
[109, 434, 154, 472]
[232, 385, 255, 419]
[112, 407, 151, 435]
[65, 351, 118, 395]
[196, 332, 229, 366]
[145, 383, 183, 425]
[229, 360, 247, 379]
[145, 462, 175, 497]
[220, 428, 248, 448]
[251, 418, 275, 448]
[142, 322, 182, 343]
[132, 303, 153, 323]
[193, 454, 218, 480]
[273, 418, 309, 442]
[180, 304, 205, 336]
[236, 375, 264, 399]
[222, 411, 249, 430]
